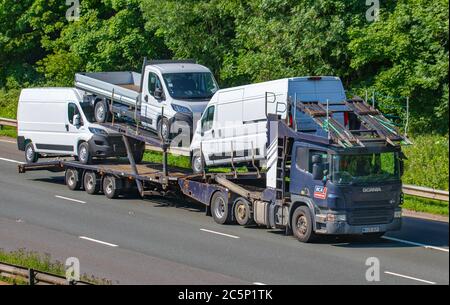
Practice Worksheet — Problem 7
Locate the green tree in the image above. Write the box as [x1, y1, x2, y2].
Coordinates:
[348, 0, 449, 134]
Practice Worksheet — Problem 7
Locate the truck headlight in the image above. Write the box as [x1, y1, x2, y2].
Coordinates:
[172, 104, 192, 114]
[327, 214, 346, 222]
[394, 210, 402, 218]
[89, 127, 108, 136]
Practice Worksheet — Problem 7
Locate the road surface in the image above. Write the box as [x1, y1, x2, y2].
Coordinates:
[0, 137, 448, 285]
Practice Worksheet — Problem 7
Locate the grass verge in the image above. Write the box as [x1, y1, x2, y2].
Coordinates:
[403, 195, 448, 216]
[0, 248, 111, 285]
[0, 126, 17, 138]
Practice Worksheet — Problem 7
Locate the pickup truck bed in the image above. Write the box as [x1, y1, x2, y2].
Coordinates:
[75, 71, 142, 106]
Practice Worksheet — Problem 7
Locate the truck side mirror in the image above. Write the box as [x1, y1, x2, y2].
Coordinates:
[312, 155, 322, 164]
[399, 159, 404, 177]
[312, 163, 325, 181]
[73, 114, 81, 128]
[154, 88, 163, 100]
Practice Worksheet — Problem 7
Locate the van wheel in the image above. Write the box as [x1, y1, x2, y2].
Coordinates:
[192, 150, 204, 174]
[24, 142, 39, 164]
[211, 191, 231, 225]
[157, 117, 171, 141]
[103, 175, 122, 199]
[292, 206, 316, 243]
[94, 100, 109, 123]
[65, 168, 81, 191]
[234, 198, 253, 226]
[84, 171, 100, 195]
[78, 142, 92, 164]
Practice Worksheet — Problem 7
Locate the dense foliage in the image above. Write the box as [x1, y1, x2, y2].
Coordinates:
[0, 0, 448, 135]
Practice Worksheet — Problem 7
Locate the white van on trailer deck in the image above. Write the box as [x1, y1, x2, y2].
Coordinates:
[190, 76, 347, 173]
[17, 88, 145, 164]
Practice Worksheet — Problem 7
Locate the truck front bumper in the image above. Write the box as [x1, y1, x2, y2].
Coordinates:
[88, 135, 127, 158]
[321, 218, 402, 235]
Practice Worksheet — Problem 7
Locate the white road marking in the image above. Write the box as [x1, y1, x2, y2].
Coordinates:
[79, 236, 118, 247]
[382, 236, 449, 253]
[0, 157, 23, 164]
[200, 229, 240, 239]
[0, 139, 16, 144]
[384, 271, 436, 285]
[55, 195, 86, 204]
[253, 282, 267, 285]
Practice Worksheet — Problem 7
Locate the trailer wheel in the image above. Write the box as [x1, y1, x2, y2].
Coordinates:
[103, 175, 122, 199]
[234, 198, 253, 226]
[65, 168, 81, 191]
[84, 171, 100, 195]
[211, 192, 231, 225]
[94, 99, 109, 123]
[292, 206, 316, 243]
[24, 142, 39, 164]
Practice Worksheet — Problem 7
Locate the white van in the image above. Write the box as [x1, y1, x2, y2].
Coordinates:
[190, 76, 347, 173]
[17, 88, 145, 164]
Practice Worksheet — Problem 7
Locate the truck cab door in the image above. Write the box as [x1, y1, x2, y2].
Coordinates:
[141, 69, 165, 131]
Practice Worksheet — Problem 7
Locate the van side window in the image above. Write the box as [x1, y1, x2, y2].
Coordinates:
[68, 103, 80, 125]
[202, 106, 215, 131]
[308, 150, 328, 173]
[148, 73, 162, 96]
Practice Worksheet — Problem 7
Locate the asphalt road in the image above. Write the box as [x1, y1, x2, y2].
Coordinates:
[0, 138, 448, 285]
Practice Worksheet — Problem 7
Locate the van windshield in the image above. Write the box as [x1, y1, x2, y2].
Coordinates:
[163, 72, 218, 100]
[80, 103, 95, 123]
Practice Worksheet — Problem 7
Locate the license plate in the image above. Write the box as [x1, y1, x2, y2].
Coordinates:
[362, 227, 380, 233]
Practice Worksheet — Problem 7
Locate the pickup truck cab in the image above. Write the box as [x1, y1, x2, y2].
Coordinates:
[17, 88, 145, 164]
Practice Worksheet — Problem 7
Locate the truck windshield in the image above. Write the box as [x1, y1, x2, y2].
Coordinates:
[331, 152, 400, 185]
[163, 72, 218, 100]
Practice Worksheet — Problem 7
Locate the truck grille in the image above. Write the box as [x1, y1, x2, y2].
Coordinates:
[347, 208, 394, 225]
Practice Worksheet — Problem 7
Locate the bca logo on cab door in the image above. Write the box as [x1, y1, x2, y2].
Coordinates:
[314, 186, 328, 200]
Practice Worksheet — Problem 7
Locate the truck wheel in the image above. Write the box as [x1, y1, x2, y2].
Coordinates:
[234, 198, 253, 226]
[65, 168, 81, 191]
[211, 192, 231, 225]
[191, 150, 204, 174]
[292, 206, 316, 243]
[78, 142, 92, 164]
[84, 171, 100, 195]
[103, 175, 122, 199]
[24, 142, 39, 164]
[157, 117, 171, 141]
[94, 100, 109, 123]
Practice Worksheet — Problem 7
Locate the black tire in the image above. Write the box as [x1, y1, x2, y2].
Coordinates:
[65, 168, 81, 191]
[157, 117, 171, 141]
[102, 175, 122, 199]
[132, 141, 145, 164]
[24, 142, 39, 164]
[94, 99, 109, 123]
[83, 171, 100, 195]
[292, 206, 316, 243]
[78, 142, 92, 165]
[234, 198, 253, 226]
[211, 191, 231, 225]
[191, 150, 204, 174]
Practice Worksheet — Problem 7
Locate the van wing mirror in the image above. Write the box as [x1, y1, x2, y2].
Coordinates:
[154, 88, 163, 100]
[73, 114, 81, 127]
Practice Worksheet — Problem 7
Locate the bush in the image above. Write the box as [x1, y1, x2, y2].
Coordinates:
[402, 135, 449, 190]
[0, 88, 20, 119]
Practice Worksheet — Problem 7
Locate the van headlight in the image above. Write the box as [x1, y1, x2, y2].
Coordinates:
[172, 104, 192, 114]
[89, 127, 108, 136]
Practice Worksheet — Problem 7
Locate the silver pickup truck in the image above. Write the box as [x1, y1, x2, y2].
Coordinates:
[75, 59, 219, 141]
